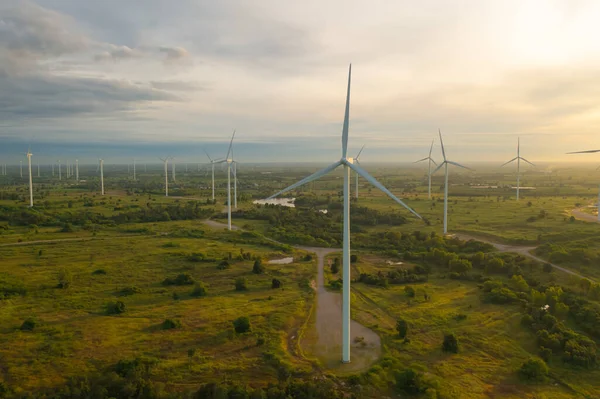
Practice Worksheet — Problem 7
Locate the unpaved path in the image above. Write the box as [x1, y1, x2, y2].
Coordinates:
[0, 235, 145, 248]
[571, 206, 599, 223]
[454, 233, 593, 281]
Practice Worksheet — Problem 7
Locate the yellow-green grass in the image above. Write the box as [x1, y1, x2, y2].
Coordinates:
[0, 233, 316, 393]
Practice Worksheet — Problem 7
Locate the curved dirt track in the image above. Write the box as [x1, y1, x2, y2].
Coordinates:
[454, 233, 593, 281]
[571, 206, 599, 223]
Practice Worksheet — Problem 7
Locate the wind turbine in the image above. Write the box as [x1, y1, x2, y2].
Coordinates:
[159, 157, 170, 196]
[132, 159, 136, 180]
[354, 145, 366, 199]
[25, 148, 33, 207]
[501, 138, 534, 201]
[37, 162, 40, 178]
[266, 65, 421, 363]
[99, 159, 105, 195]
[52, 163, 55, 176]
[57, 160, 62, 181]
[218, 130, 236, 230]
[567, 148, 600, 221]
[171, 158, 176, 182]
[20, 161, 23, 178]
[414, 139, 438, 199]
[432, 130, 472, 235]
[75, 159, 79, 182]
[204, 150, 222, 201]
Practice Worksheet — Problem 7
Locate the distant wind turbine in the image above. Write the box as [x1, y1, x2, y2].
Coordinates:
[219, 130, 236, 230]
[265, 65, 421, 363]
[25, 148, 33, 207]
[20, 160, 23, 178]
[37, 162, 40, 178]
[414, 139, 438, 199]
[99, 159, 105, 195]
[133, 159, 136, 180]
[204, 150, 223, 201]
[171, 158, 176, 182]
[57, 160, 62, 181]
[354, 145, 366, 199]
[159, 157, 170, 196]
[432, 130, 472, 235]
[567, 148, 600, 221]
[75, 159, 79, 182]
[501, 138, 534, 201]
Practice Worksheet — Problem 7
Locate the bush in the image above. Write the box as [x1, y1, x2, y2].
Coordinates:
[235, 277, 248, 291]
[350, 254, 358, 263]
[252, 259, 265, 274]
[303, 254, 313, 261]
[119, 286, 142, 296]
[331, 262, 339, 274]
[20, 318, 36, 331]
[162, 273, 195, 286]
[61, 223, 74, 233]
[442, 333, 459, 353]
[271, 278, 282, 289]
[404, 286, 416, 298]
[395, 368, 427, 394]
[107, 301, 126, 315]
[396, 319, 408, 338]
[57, 268, 72, 289]
[233, 316, 251, 333]
[329, 279, 343, 290]
[519, 358, 548, 381]
[217, 260, 230, 270]
[92, 269, 107, 275]
[161, 319, 181, 330]
[191, 282, 207, 297]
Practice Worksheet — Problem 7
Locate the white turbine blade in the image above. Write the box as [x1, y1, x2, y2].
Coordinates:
[267, 161, 342, 200]
[447, 160, 473, 171]
[438, 129, 446, 161]
[500, 157, 518, 167]
[355, 144, 366, 160]
[226, 130, 236, 159]
[429, 139, 434, 157]
[520, 157, 535, 166]
[432, 161, 446, 175]
[341, 64, 351, 158]
[349, 162, 421, 219]
[567, 149, 600, 154]
[413, 157, 429, 163]
[596, 164, 600, 171]
[203, 149, 213, 162]
[430, 157, 438, 166]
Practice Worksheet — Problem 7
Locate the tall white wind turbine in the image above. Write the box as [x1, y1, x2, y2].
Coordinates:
[204, 150, 222, 201]
[414, 139, 438, 199]
[567, 148, 600, 221]
[159, 157, 170, 197]
[25, 148, 33, 207]
[99, 159, 105, 195]
[75, 159, 79, 182]
[266, 65, 421, 363]
[354, 145, 365, 199]
[501, 138, 534, 201]
[432, 130, 472, 235]
[218, 130, 236, 230]
[20, 160, 23, 178]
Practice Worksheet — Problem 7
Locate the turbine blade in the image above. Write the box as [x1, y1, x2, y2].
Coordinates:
[432, 162, 445, 175]
[520, 157, 535, 166]
[226, 130, 236, 159]
[438, 129, 446, 161]
[500, 157, 518, 167]
[267, 161, 342, 200]
[447, 160, 473, 170]
[429, 139, 434, 157]
[566, 149, 600, 154]
[413, 157, 429, 163]
[355, 144, 365, 160]
[341, 64, 351, 158]
[203, 149, 213, 162]
[430, 158, 438, 166]
[596, 164, 600, 171]
[349, 162, 421, 219]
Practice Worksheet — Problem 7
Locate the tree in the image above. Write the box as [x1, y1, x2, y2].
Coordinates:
[233, 316, 251, 333]
[442, 333, 459, 353]
[511, 275, 529, 292]
[252, 259, 265, 274]
[20, 318, 36, 331]
[472, 252, 485, 268]
[449, 258, 472, 274]
[271, 278, 282, 289]
[330, 262, 339, 274]
[235, 277, 248, 291]
[191, 282, 207, 297]
[405, 286, 416, 298]
[519, 358, 548, 381]
[107, 301, 126, 315]
[162, 319, 181, 329]
[396, 319, 408, 338]
[350, 254, 358, 263]
[57, 268, 72, 289]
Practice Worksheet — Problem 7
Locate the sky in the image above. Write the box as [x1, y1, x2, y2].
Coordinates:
[1, 0, 600, 164]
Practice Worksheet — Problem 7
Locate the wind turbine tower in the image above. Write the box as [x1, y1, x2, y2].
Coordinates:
[204, 150, 221, 201]
[432, 130, 472, 235]
[567, 148, 600, 221]
[501, 138, 534, 201]
[133, 159, 136, 180]
[219, 131, 236, 229]
[75, 159, 79, 182]
[266, 65, 421, 363]
[414, 139, 438, 199]
[20, 161, 23, 178]
[354, 145, 365, 199]
[159, 157, 170, 197]
[58, 160, 62, 181]
[26, 149, 33, 207]
[99, 159, 105, 195]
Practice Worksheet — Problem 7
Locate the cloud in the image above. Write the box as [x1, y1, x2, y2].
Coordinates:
[150, 80, 207, 91]
[94, 45, 142, 62]
[159, 46, 190, 63]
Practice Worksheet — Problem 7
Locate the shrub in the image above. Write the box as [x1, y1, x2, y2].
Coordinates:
[303, 254, 313, 261]
[161, 319, 181, 330]
[256, 337, 265, 346]
[107, 301, 126, 315]
[519, 358, 548, 381]
[404, 286, 416, 298]
[172, 292, 180, 300]
[395, 368, 426, 394]
[57, 268, 72, 289]
[233, 316, 251, 333]
[235, 277, 248, 291]
[350, 254, 358, 263]
[271, 278, 282, 289]
[191, 282, 207, 297]
[61, 223, 74, 233]
[20, 318, 36, 331]
[330, 262, 339, 274]
[252, 259, 265, 274]
[329, 279, 343, 290]
[396, 319, 408, 338]
[119, 286, 142, 296]
[217, 260, 230, 270]
[442, 333, 459, 353]
[92, 269, 107, 275]
[162, 273, 195, 286]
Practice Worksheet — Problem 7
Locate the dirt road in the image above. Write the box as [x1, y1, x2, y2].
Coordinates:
[571, 207, 599, 223]
[454, 233, 593, 281]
